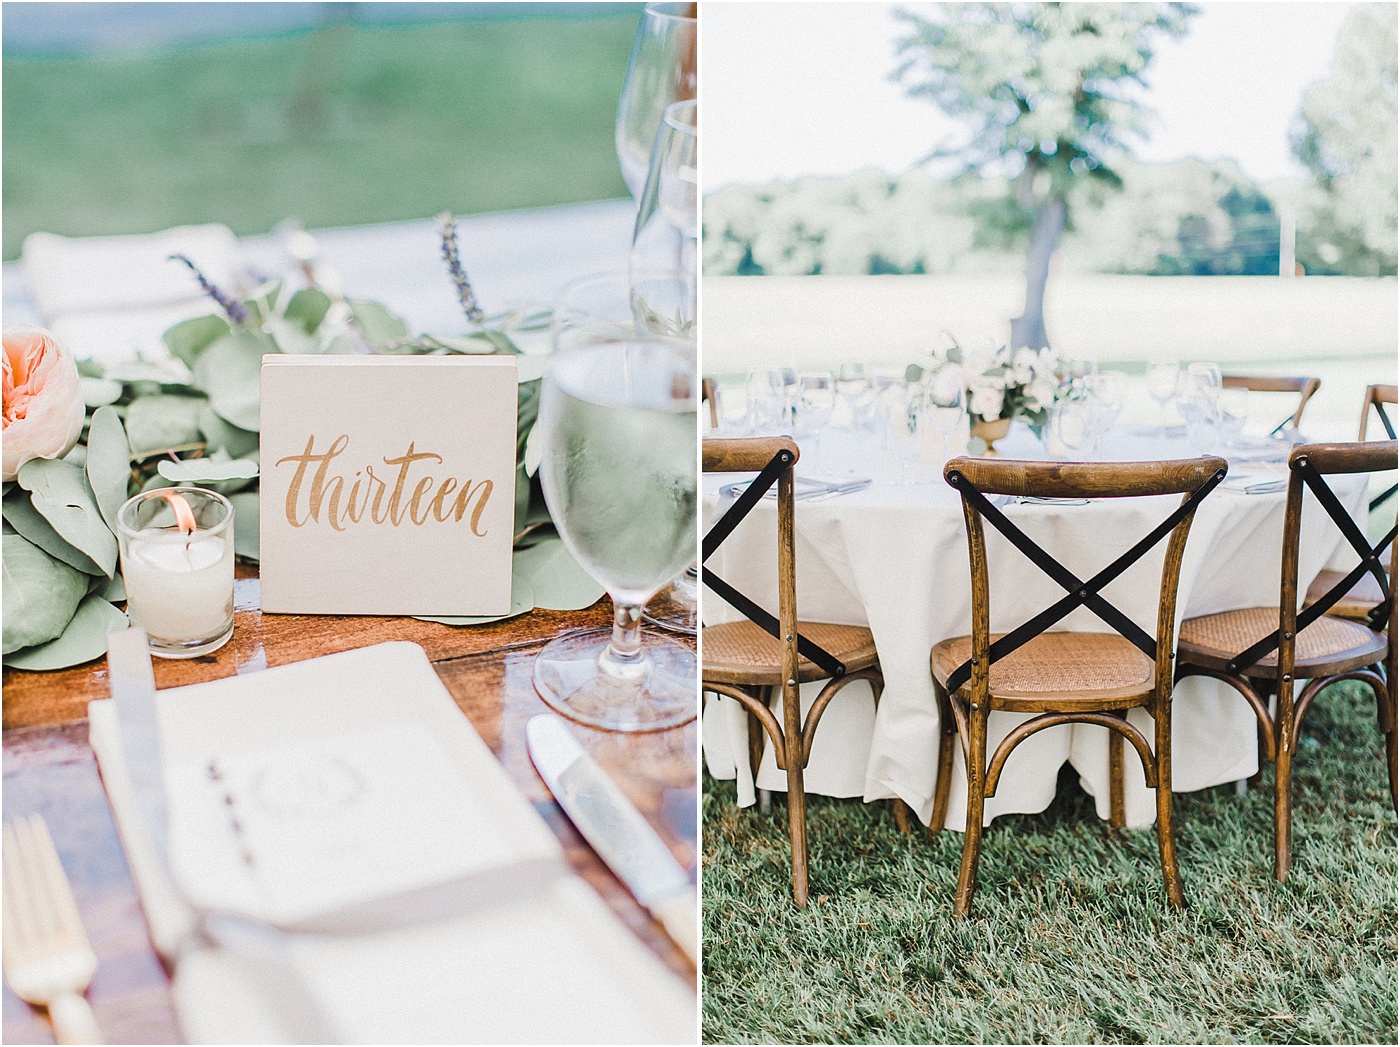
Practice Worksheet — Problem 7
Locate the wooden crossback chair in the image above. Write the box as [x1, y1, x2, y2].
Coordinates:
[701, 437, 884, 906]
[1305, 385, 1395, 619]
[1176, 440, 1397, 882]
[1221, 374, 1321, 432]
[701, 376, 719, 429]
[931, 455, 1227, 917]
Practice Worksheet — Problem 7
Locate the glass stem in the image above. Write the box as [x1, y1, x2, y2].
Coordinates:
[608, 599, 645, 664]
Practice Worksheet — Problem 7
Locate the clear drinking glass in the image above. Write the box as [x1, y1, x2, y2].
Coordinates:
[834, 363, 869, 429]
[884, 381, 922, 484]
[1044, 400, 1095, 460]
[631, 99, 697, 340]
[1218, 387, 1250, 444]
[921, 365, 966, 463]
[615, 2, 697, 199]
[116, 487, 235, 658]
[796, 371, 836, 470]
[745, 370, 784, 433]
[1085, 371, 1126, 458]
[551, 271, 638, 352]
[1145, 358, 1180, 432]
[533, 339, 698, 731]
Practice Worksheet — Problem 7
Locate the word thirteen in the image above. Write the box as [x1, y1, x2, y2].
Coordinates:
[274, 436, 493, 533]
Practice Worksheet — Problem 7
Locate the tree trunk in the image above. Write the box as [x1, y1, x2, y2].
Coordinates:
[1009, 194, 1068, 350]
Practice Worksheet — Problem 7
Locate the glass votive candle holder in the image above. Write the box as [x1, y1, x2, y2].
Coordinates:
[116, 487, 235, 658]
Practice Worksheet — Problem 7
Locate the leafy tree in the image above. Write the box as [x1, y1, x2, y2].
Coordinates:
[893, 2, 1194, 347]
[1290, 3, 1397, 276]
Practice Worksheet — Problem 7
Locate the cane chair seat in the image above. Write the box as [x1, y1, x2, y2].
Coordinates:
[703, 619, 878, 686]
[1178, 606, 1386, 676]
[1304, 568, 1387, 621]
[931, 631, 1154, 711]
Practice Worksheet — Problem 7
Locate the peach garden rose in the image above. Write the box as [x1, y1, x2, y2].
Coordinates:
[3, 324, 85, 482]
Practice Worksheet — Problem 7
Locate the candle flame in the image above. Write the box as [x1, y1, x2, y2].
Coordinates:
[151, 490, 198, 535]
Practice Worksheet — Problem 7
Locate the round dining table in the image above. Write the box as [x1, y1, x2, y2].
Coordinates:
[702, 419, 1371, 830]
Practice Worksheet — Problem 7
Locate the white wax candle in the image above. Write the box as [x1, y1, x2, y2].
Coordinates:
[122, 530, 234, 643]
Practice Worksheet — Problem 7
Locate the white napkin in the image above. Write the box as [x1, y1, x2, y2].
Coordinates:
[21, 224, 242, 363]
[88, 642, 695, 1044]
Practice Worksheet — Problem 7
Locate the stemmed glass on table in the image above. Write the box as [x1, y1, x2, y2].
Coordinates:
[1179, 362, 1224, 453]
[631, 98, 698, 339]
[795, 371, 836, 471]
[1085, 371, 1127, 459]
[1145, 358, 1181, 434]
[533, 339, 698, 731]
[615, 2, 697, 200]
[921, 365, 966, 464]
[882, 380, 923, 485]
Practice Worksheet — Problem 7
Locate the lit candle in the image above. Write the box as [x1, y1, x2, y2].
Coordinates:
[117, 487, 235, 658]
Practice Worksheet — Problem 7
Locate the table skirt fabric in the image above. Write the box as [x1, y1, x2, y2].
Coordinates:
[702, 426, 1369, 830]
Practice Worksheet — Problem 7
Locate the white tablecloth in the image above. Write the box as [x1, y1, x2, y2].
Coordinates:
[702, 422, 1369, 830]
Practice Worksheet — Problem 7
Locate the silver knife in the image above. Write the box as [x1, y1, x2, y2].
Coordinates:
[526, 714, 697, 965]
[107, 627, 171, 866]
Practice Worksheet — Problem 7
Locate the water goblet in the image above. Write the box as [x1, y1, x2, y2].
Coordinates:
[921, 365, 965, 464]
[1044, 400, 1095, 460]
[745, 370, 783, 433]
[1145, 358, 1180, 433]
[796, 371, 836, 470]
[834, 363, 870, 429]
[615, 2, 697, 200]
[550, 271, 637, 352]
[631, 99, 697, 340]
[1085, 371, 1126, 459]
[1218, 387, 1249, 445]
[883, 382, 922, 484]
[533, 339, 698, 731]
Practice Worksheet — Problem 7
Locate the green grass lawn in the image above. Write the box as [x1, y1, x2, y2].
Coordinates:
[2, 9, 638, 259]
[702, 680, 1398, 1044]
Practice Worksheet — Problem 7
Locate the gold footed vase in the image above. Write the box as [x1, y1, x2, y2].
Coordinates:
[969, 416, 1011, 456]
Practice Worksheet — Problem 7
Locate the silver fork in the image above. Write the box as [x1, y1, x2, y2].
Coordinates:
[2, 815, 104, 1044]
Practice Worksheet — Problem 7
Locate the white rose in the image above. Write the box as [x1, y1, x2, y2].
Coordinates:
[1026, 378, 1058, 411]
[970, 382, 1005, 421]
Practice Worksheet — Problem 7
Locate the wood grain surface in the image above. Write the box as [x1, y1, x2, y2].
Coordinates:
[2, 565, 698, 1045]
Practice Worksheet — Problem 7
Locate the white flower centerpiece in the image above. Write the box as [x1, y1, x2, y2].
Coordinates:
[918, 343, 1061, 455]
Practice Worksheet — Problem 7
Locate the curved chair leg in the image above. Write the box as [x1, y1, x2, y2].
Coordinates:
[1370, 665, 1398, 809]
[931, 682, 956, 835]
[952, 703, 988, 918]
[1274, 683, 1296, 883]
[746, 699, 765, 791]
[1109, 728, 1126, 830]
[1153, 710, 1186, 907]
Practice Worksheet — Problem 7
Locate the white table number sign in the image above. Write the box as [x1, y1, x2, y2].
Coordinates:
[259, 355, 517, 615]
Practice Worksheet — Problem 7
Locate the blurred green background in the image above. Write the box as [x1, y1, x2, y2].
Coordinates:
[2, 3, 640, 259]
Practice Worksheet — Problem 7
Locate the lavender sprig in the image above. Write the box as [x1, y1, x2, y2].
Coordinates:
[170, 254, 249, 325]
[435, 211, 485, 324]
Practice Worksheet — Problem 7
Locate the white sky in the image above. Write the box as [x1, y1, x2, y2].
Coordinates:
[700, 1, 1358, 189]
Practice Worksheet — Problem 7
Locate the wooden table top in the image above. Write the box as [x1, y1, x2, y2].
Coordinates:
[2, 563, 698, 1045]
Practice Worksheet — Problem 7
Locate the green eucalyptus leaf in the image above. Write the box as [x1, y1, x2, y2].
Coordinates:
[141, 474, 176, 494]
[77, 359, 105, 379]
[194, 329, 274, 432]
[905, 363, 925, 383]
[513, 463, 530, 538]
[198, 403, 260, 458]
[163, 314, 231, 367]
[319, 333, 360, 355]
[81, 377, 124, 408]
[264, 316, 317, 356]
[284, 288, 333, 333]
[100, 572, 126, 602]
[86, 406, 132, 535]
[2, 532, 86, 654]
[16, 458, 118, 577]
[64, 445, 87, 469]
[157, 458, 259, 483]
[5, 593, 129, 671]
[2, 489, 105, 575]
[126, 394, 207, 455]
[347, 299, 410, 349]
[514, 534, 604, 611]
[105, 362, 194, 387]
[228, 491, 260, 561]
[516, 355, 548, 383]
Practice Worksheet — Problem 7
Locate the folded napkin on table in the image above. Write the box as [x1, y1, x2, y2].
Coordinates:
[21, 225, 243, 364]
[88, 641, 694, 1045]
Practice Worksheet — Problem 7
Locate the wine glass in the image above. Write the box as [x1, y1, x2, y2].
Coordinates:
[1181, 362, 1223, 407]
[631, 99, 697, 340]
[533, 339, 698, 731]
[1218, 387, 1250, 445]
[795, 371, 836, 470]
[883, 381, 922, 485]
[834, 363, 869, 429]
[615, 2, 697, 200]
[1044, 400, 1095, 460]
[921, 365, 966, 464]
[745, 370, 784, 433]
[550, 271, 637, 352]
[1145, 358, 1180, 433]
[1085, 371, 1126, 458]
